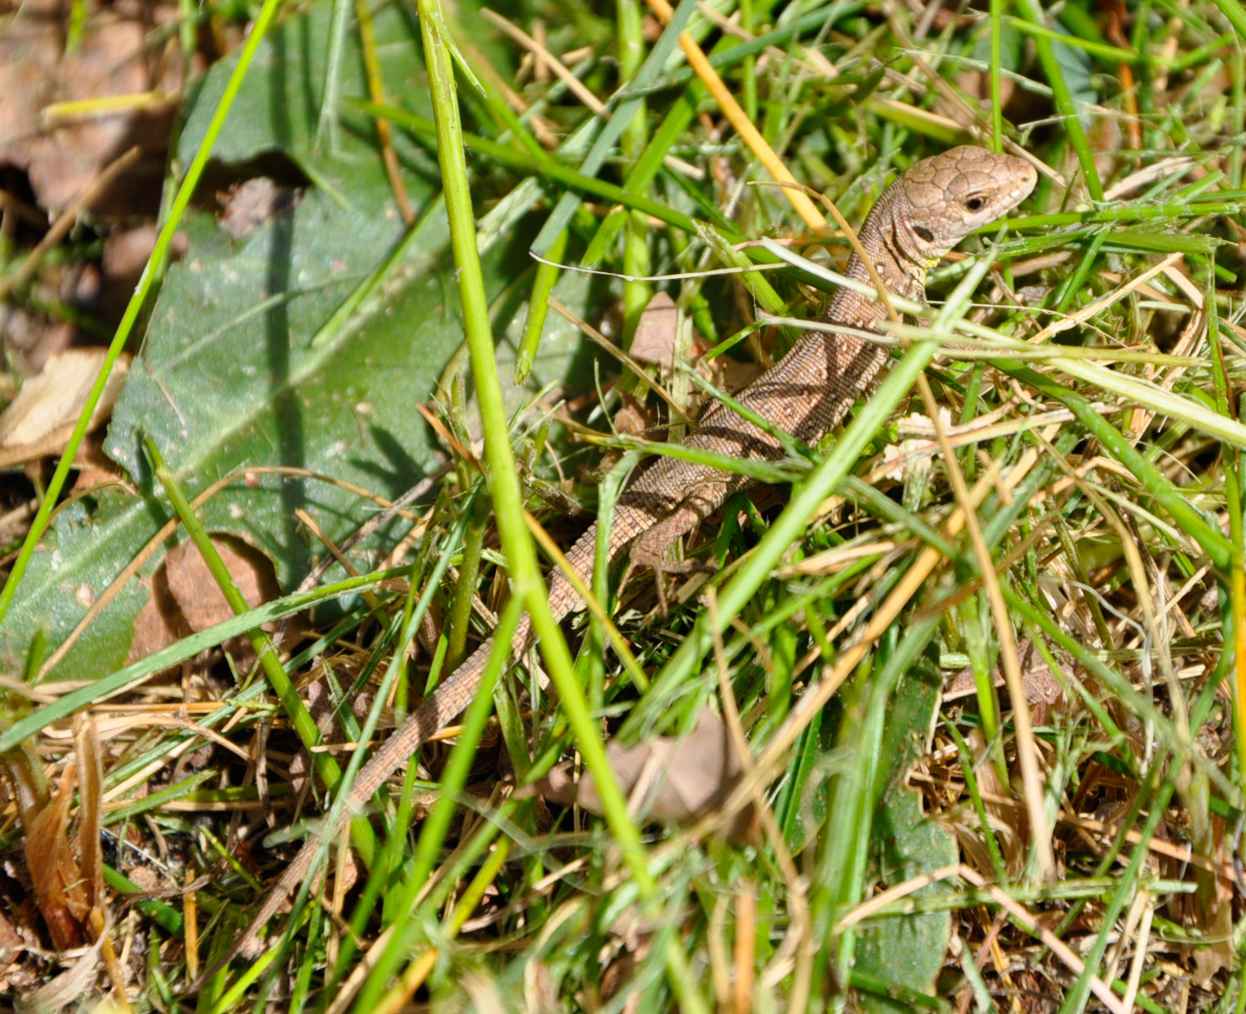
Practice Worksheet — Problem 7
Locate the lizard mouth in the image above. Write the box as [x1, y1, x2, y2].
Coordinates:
[1002, 161, 1040, 210]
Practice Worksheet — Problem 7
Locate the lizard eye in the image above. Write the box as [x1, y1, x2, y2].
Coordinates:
[913, 225, 935, 243]
[964, 195, 986, 211]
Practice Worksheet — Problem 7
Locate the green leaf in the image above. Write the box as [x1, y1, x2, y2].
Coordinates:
[106, 192, 458, 576]
[177, 1, 439, 180]
[1048, 27, 1097, 131]
[854, 653, 957, 1013]
[0, 2, 598, 683]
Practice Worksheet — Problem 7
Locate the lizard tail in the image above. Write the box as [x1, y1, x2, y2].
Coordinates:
[195, 631, 513, 987]
[203, 516, 601, 984]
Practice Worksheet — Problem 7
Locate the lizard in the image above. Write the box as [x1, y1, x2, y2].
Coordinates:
[211, 144, 1037, 973]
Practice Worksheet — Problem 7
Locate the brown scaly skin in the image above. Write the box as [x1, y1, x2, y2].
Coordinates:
[209, 145, 1037, 976]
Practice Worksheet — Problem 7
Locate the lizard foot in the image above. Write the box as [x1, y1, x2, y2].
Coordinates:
[625, 484, 726, 612]
[625, 547, 717, 614]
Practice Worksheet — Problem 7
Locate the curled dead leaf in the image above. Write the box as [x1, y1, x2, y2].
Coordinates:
[0, 350, 131, 470]
[0, 718, 109, 967]
[520, 706, 757, 844]
[22, 763, 89, 952]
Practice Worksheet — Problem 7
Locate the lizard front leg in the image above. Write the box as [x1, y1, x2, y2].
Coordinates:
[625, 481, 731, 611]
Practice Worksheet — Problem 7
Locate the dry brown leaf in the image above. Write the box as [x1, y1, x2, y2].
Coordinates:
[950, 729, 1028, 878]
[2, 312, 76, 376]
[67, 436, 129, 494]
[952, 68, 1015, 111]
[0, 349, 131, 470]
[1015, 640, 1065, 727]
[126, 534, 285, 666]
[14, 933, 108, 1013]
[594, 391, 654, 476]
[72, 720, 105, 917]
[306, 677, 382, 737]
[943, 639, 1066, 725]
[125, 570, 187, 666]
[629, 291, 679, 366]
[700, 355, 763, 396]
[627, 292, 759, 402]
[1169, 815, 1234, 983]
[599, 939, 646, 1010]
[0, 905, 28, 971]
[163, 537, 281, 635]
[25, 763, 90, 951]
[217, 178, 300, 240]
[85, 223, 188, 326]
[1188, 892, 1233, 983]
[522, 706, 756, 842]
[285, 677, 386, 795]
[0, 739, 96, 952]
[1010, 969, 1058, 1014]
[0, 0, 182, 216]
[611, 391, 652, 437]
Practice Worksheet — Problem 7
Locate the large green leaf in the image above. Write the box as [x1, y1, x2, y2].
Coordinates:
[0, 3, 596, 682]
[854, 654, 957, 1013]
[177, 0, 440, 178]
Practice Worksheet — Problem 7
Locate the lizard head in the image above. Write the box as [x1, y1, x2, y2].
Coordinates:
[894, 145, 1038, 261]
